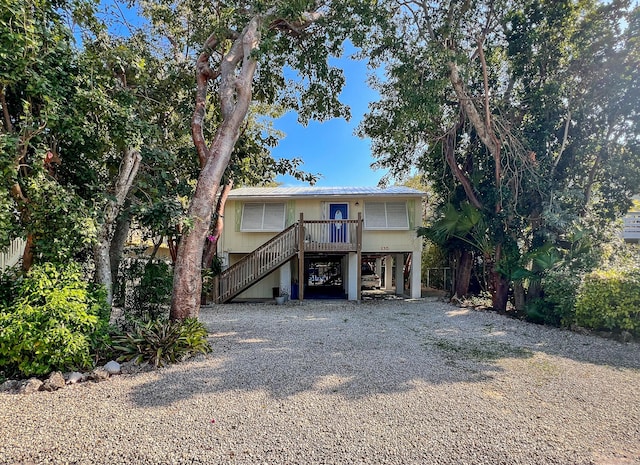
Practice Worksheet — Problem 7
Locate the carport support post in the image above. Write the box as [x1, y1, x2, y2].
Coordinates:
[347, 253, 359, 300]
[395, 253, 404, 296]
[298, 212, 304, 301]
[357, 212, 362, 301]
[384, 255, 393, 290]
[410, 246, 422, 299]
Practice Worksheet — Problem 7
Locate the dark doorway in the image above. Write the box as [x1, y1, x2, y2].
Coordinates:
[305, 255, 347, 299]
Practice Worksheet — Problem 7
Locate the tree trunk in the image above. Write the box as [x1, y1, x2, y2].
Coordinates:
[170, 18, 260, 320]
[94, 148, 141, 308]
[21, 233, 34, 271]
[170, 127, 238, 319]
[203, 179, 233, 269]
[94, 231, 113, 301]
[513, 281, 526, 313]
[489, 243, 509, 312]
[491, 271, 509, 313]
[109, 210, 131, 285]
[454, 249, 473, 298]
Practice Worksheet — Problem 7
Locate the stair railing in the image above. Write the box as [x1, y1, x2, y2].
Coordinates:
[217, 223, 299, 303]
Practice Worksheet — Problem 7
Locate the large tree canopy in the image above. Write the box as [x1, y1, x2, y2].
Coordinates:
[156, 0, 380, 319]
[1, 0, 341, 315]
[360, 0, 640, 311]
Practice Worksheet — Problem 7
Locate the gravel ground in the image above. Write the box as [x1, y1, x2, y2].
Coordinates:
[1, 298, 639, 465]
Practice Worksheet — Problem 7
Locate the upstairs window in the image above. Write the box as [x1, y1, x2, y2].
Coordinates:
[364, 201, 409, 229]
[241, 203, 286, 231]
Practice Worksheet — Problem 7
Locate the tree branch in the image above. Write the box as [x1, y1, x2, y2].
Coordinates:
[114, 148, 141, 205]
[202, 178, 233, 268]
[551, 109, 571, 179]
[0, 86, 12, 133]
[219, 34, 245, 121]
[476, 38, 502, 209]
[270, 10, 323, 36]
[443, 118, 484, 210]
[447, 60, 501, 212]
[192, 32, 231, 168]
[226, 16, 261, 130]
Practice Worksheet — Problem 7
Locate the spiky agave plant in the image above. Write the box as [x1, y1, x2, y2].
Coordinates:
[111, 318, 211, 368]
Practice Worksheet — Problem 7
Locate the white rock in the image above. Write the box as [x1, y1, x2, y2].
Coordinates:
[104, 360, 121, 375]
[66, 372, 84, 384]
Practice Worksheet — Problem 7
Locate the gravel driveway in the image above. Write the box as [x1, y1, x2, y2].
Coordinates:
[1, 299, 639, 465]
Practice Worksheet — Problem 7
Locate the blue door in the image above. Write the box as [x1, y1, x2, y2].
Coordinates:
[329, 203, 348, 242]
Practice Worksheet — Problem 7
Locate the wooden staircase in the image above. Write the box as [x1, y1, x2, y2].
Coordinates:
[214, 214, 363, 303]
[216, 223, 299, 303]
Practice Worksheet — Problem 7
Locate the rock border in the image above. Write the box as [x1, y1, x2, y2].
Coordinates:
[0, 359, 154, 395]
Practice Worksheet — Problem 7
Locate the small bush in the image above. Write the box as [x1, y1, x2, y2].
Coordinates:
[0, 263, 109, 377]
[115, 258, 173, 325]
[528, 268, 582, 327]
[110, 318, 211, 368]
[133, 261, 173, 319]
[575, 269, 640, 336]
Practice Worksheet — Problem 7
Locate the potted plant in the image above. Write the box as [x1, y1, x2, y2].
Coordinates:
[280, 286, 290, 302]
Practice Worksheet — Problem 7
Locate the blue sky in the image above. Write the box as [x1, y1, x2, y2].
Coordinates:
[271, 52, 385, 188]
[98, 1, 386, 188]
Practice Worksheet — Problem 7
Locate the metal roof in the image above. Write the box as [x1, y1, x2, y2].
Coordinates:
[228, 186, 425, 199]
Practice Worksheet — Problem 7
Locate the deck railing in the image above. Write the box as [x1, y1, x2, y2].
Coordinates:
[302, 219, 359, 252]
[0, 237, 26, 271]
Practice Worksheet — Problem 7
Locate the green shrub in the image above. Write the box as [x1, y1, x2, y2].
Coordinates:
[0, 262, 109, 377]
[116, 259, 173, 325]
[575, 269, 640, 336]
[0, 266, 21, 309]
[110, 318, 211, 368]
[528, 268, 582, 327]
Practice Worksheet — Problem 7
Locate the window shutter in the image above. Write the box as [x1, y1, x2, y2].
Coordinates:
[364, 201, 408, 229]
[386, 202, 409, 228]
[241, 203, 285, 231]
[241, 203, 265, 230]
[364, 202, 387, 228]
[263, 203, 285, 230]
[235, 202, 242, 232]
[407, 199, 415, 229]
[286, 200, 296, 226]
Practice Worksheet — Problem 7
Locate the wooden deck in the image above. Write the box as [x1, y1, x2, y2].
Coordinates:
[301, 219, 360, 252]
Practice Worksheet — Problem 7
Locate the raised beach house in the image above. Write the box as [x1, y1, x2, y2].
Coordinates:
[213, 186, 425, 303]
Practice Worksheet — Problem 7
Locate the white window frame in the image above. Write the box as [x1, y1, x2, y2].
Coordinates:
[364, 201, 409, 230]
[240, 202, 286, 232]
